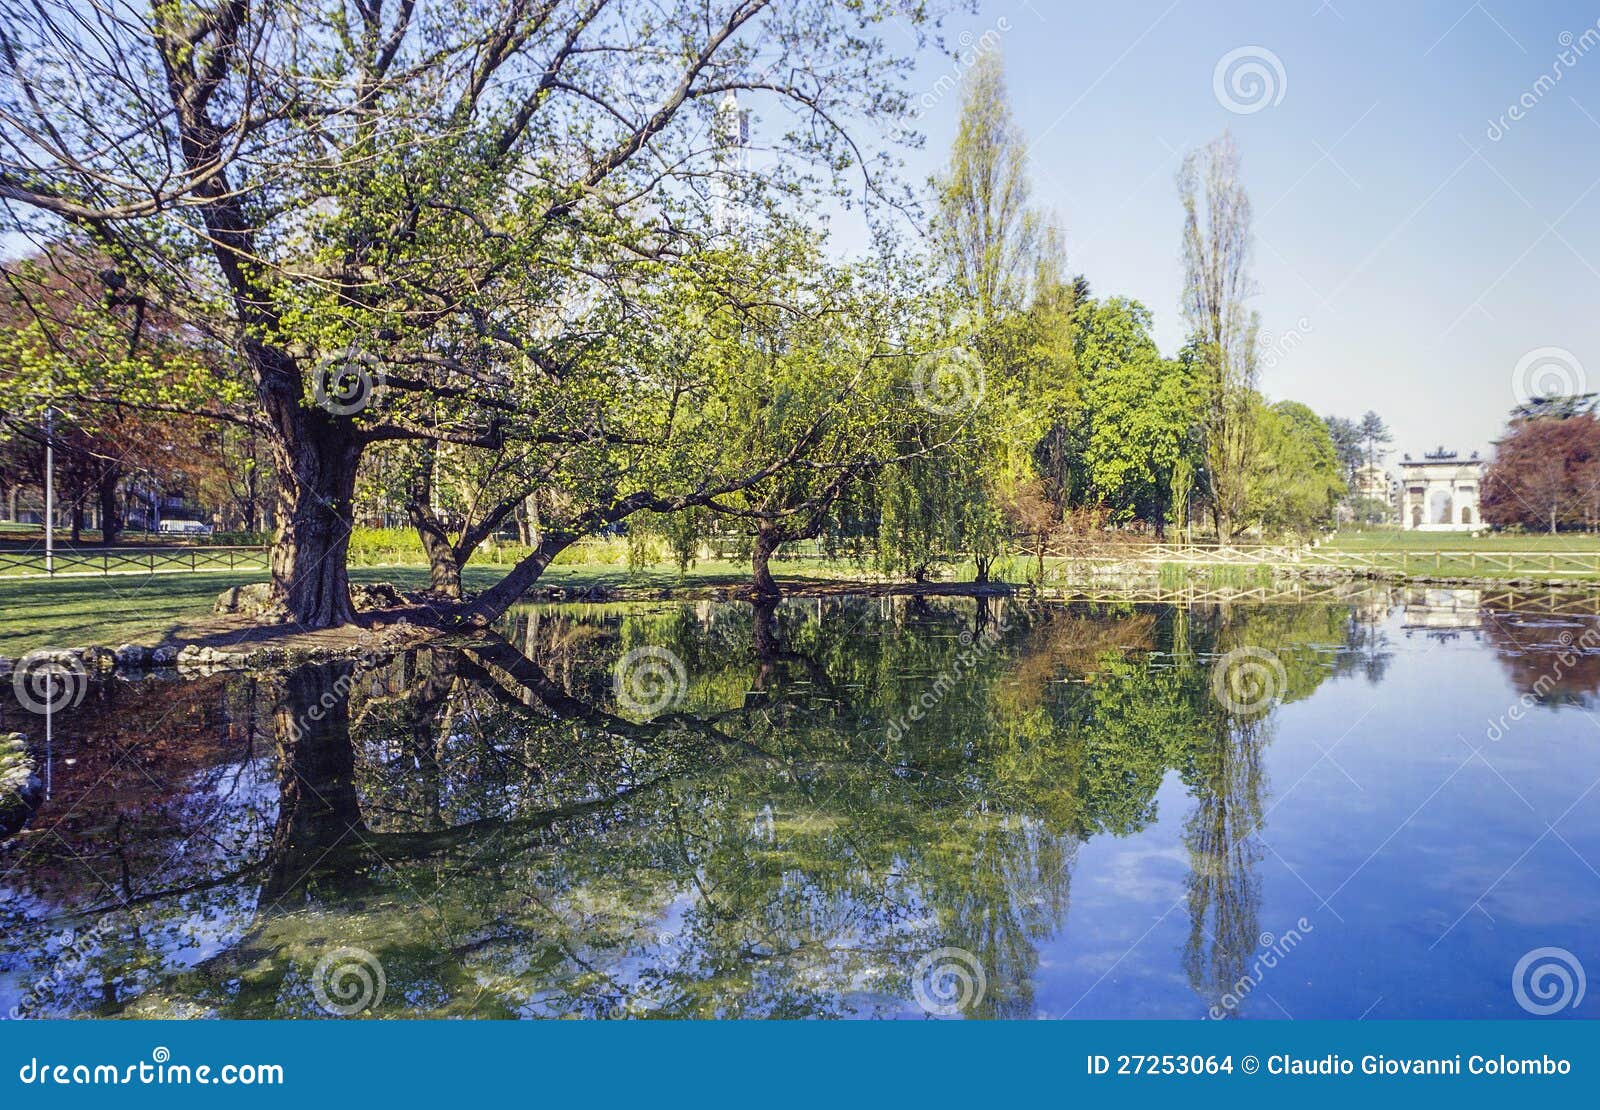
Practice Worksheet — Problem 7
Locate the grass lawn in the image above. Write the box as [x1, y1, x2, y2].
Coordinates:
[1317, 529, 1600, 580]
[1323, 529, 1600, 552]
[0, 558, 870, 657]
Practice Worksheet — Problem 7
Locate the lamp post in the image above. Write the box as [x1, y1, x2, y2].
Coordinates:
[43, 402, 54, 575]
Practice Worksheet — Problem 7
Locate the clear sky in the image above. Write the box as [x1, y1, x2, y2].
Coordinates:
[889, 0, 1600, 463]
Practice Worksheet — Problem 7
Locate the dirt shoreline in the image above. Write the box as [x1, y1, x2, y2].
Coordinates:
[5, 567, 1599, 676]
[0, 578, 1027, 676]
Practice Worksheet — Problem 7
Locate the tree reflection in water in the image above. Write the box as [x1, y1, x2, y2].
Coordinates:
[0, 594, 1391, 1018]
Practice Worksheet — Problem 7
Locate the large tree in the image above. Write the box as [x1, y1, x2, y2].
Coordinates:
[0, 249, 232, 541]
[1179, 132, 1259, 542]
[1481, 411, 1600, 533]
[639, 235, 926, 598]
[928, 50, 1072, 579]
[1247, 400, 1344, 535]
[1, 0, 935, 626]
[1356, 410, 1392, 471]
[1323, 414, 1362, 490]
[1062, 296, 1202, 534]
[933, 49, 1039, 327]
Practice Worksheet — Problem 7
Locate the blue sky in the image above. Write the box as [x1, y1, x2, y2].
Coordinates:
[889, 0, 1600, 461]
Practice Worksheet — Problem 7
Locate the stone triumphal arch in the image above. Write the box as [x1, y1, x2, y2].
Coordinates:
[1397, 449, 1484, 531]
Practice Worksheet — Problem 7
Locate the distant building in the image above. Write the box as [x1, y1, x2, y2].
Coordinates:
[1397, 448, 1484, 531]
[1349, 462, 1396, 521]
[711, 90, 750, 239]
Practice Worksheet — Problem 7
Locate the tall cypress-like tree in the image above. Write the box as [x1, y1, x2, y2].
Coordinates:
[1179, 133, 1259, 542]
[934, 51, 1039, 326]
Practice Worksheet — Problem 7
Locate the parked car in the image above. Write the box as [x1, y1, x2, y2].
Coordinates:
[158, 519, 213, 535]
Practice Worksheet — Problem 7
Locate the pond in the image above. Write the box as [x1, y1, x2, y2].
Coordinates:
[1, 589, 1597, 1019]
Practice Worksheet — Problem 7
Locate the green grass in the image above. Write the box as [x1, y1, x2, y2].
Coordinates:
[1316, 529, 1600, 581]
[1322, 529, 1600, 552]
[0, 558, 869, 657]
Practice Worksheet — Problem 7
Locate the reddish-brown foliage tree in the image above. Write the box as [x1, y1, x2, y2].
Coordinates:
[1480, 413, 1600, 532]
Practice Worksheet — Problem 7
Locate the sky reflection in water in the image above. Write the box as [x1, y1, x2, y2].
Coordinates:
[1, 588, 1597, 1019]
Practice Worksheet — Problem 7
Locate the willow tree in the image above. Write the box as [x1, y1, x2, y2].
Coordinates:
[0, 0, 936, 626]
[1179, 132, 1259, 543]
[636, 234, 928, 599]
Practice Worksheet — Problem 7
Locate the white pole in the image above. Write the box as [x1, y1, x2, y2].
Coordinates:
[43, 404, 54, 575]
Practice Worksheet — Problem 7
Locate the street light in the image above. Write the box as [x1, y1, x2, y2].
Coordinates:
[43, 402, 54, 575]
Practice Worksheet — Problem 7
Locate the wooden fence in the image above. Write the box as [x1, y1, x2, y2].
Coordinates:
[1040, 542, 1600, 577]
[0, 545, 271, 579]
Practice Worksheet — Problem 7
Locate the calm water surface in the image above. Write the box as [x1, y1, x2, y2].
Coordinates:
[2, 589, 1598, 1019]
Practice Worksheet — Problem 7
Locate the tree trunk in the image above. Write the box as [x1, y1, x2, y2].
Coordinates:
[402, 440, 462, 599]
[1215, 508, 1232, 544]
[97, 466, 122, 545]
[974, 554, 992, 585]
[752, 523, 782, 599]
[460, 530, 576, 627]
[752, 596, 781, 688]
[517, 494, 538, 546]
[261, 662, 367, 901]
[70, 502, 83, 544]
[266, 402, 360, 628]
[407, 500, 464, 599]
